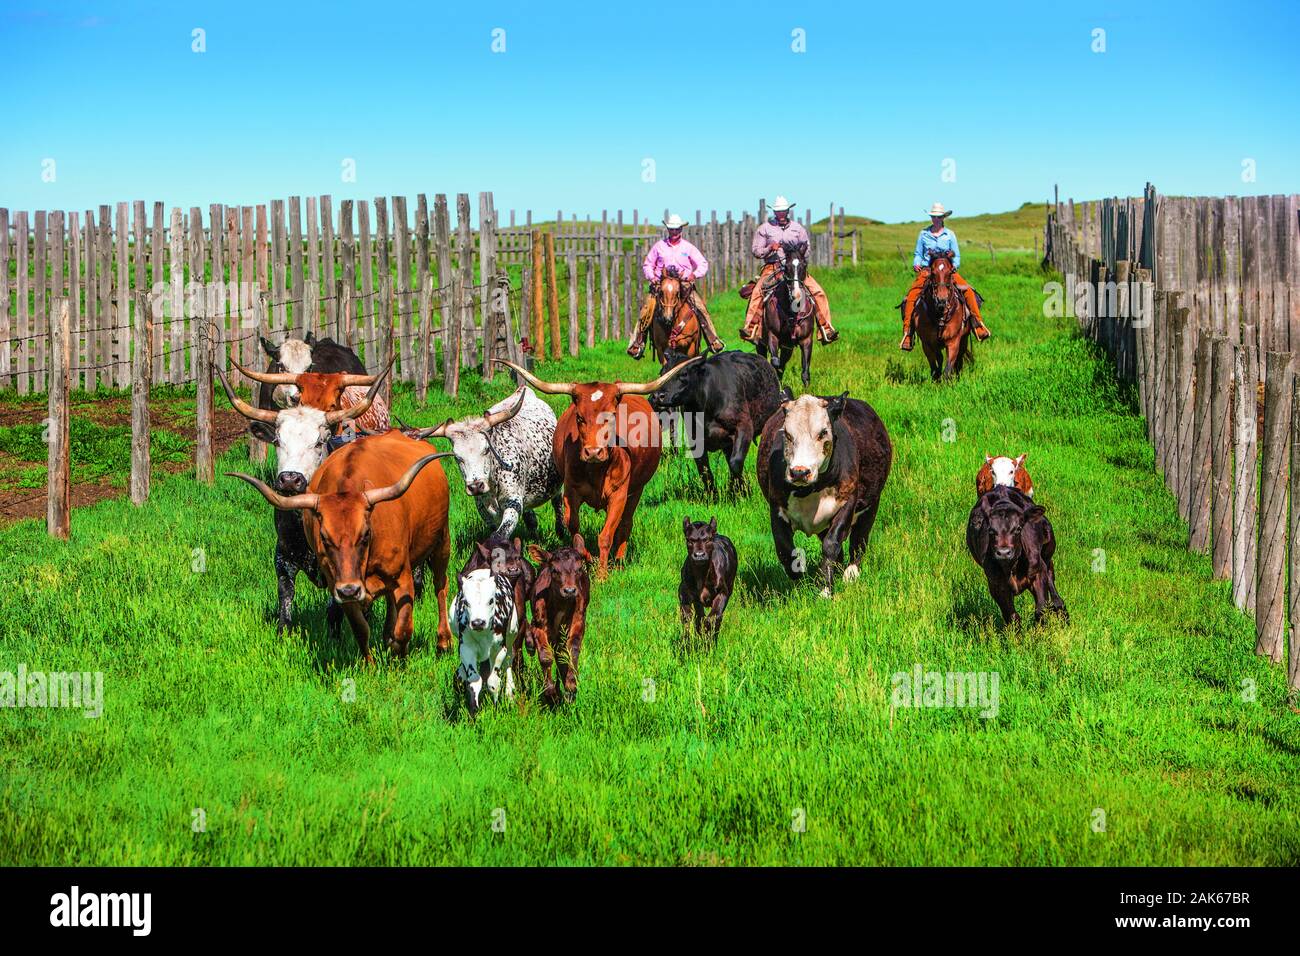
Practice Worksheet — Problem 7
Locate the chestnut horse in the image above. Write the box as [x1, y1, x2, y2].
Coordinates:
[755, 241, 815, 386]
[651, 270, 702, 365]
[904, 250, 975, 381]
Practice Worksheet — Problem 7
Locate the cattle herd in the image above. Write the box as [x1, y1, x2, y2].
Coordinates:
[221, 335, 1068, 714]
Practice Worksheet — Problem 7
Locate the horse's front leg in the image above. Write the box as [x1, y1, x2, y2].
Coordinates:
[799, 337, 812, 387]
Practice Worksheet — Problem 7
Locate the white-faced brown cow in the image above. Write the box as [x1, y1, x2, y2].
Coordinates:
[975, 452, 1034, 498]
[757, 391, 892, 597]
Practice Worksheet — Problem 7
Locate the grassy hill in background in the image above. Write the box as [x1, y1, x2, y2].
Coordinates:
[522, 203, 1048, 257]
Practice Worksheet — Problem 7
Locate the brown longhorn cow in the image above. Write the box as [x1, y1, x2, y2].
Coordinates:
[497, 357, 702, 577]
[228, 431, 456, 661]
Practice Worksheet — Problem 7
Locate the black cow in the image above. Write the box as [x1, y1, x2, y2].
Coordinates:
[649, 350, 783, 493]
[244, 334, 381, 633]
[756, 391, 892, 597]
[252, 333, 367, 438]
[965, 485, 1068, 625]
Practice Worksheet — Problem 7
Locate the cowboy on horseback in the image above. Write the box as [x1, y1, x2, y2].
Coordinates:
[899, 202, 990, 351]
[738, 196, 838, 346]
[628, 214, 725, 359]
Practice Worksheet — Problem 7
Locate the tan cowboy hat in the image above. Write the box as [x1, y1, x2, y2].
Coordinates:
[769, 196, 795, 212]
[663, 213, 687, 230]
[927, 202, 951, 218]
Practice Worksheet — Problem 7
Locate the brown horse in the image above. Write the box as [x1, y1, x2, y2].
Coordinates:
[755, 241, 816, 386]
[651, 272, 702, 365]
[905, 250, 974, 381]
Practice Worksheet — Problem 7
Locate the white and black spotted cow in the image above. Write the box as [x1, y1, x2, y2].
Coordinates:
[452, 568, 520, 716]
[413, 385, 563, 540]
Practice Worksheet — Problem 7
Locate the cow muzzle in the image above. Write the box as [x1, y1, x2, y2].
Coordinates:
[580, 446, 609, 463]
[466, 479, 489, 496]
[334, 582, 365, 602]
[272, 384, 302, 408]
[276, 471, 308, 495]
[994, 546, 1016, 562]
[787, 465, 813, 485]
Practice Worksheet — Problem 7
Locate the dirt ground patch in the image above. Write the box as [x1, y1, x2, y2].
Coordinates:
[0, 397, 247, 526]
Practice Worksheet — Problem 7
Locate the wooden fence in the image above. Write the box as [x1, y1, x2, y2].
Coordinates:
[0, 196, 855, 398]
[2, 192, 853, 535]
[1049, 185, 1300, 694]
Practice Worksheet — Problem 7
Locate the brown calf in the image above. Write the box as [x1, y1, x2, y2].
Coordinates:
[228, 431, 456, 660]
[498, 358, 701, 576]
[526, 535, 591, 704]
[965, 485, 1067, 626]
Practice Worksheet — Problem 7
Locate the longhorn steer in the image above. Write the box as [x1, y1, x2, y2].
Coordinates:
[498, 358, 702, 576]
[965, 485, 1067, 625]
[757, 392, 892, 597]
[411, 386, 563, 539]
[219, 359, 391, 633]
[649, 350, 783, 493]
[228, 431, 456, 659]
[255, 333, 389, 434]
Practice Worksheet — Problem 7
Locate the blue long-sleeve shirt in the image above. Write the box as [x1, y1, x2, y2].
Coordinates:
[913, 227, 960, 269]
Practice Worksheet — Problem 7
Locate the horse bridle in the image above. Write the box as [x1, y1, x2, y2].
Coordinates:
[923, 259, 960, 328]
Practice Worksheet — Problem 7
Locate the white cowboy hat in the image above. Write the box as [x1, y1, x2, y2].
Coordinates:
[663, 214, 687, 230]
[769, 196, 795, 212]
[927, 202, 951, 218]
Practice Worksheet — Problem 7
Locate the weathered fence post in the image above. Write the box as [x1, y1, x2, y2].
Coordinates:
[418, 273, 433, 400]
[545, 231, 560, 360]
[1290, 373, 1300, 694]
[1189, 336, 1212, 552]
[445, 274, 462, 399]
[1210, 337, 1233, 579]
[567, 250, 579, 357]
[194, 295, 215, 485]
[131, 291, 152, 505]
[531, 231, 544, 355]
[585, 257, 595, 349]
[380, 275, 394, 411]
[47, 298, 71, 539]
[1232, 344, 1258, 613]
[1256, 351, 1293, 662]
[247, 292, 269, 464]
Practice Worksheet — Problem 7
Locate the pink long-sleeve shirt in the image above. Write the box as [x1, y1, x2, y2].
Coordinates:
[642, 238, 708, 281]
[752, 217, 810, 263]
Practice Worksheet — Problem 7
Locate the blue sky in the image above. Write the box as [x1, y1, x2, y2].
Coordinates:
[2, 0, 1297, 223]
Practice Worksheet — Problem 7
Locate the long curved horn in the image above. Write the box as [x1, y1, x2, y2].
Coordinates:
[494, 359, 578, 396]
[336, 353, 394, 388]
[229, 352, 299, 385]
[407, 419, 453, 441]
[615, 354, 706, 396]
[225, 472, 319, 511]
[325, 356, 394, 427]
[363, 453, 455, 506]
[483, 386, 527, 428]
[216, 367, 280, 424]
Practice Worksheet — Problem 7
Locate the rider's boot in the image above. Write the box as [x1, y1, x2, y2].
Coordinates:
[627, 296, 654, 359]
[626, 329, 647, 359]
[693, 298, 726, 352]
[816, 313, 839, 345]
[963, 287, 991, 340]
[899, 332, 914, 352]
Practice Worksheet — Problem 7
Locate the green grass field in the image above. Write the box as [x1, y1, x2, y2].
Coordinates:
[1, 246, 1296, 866]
